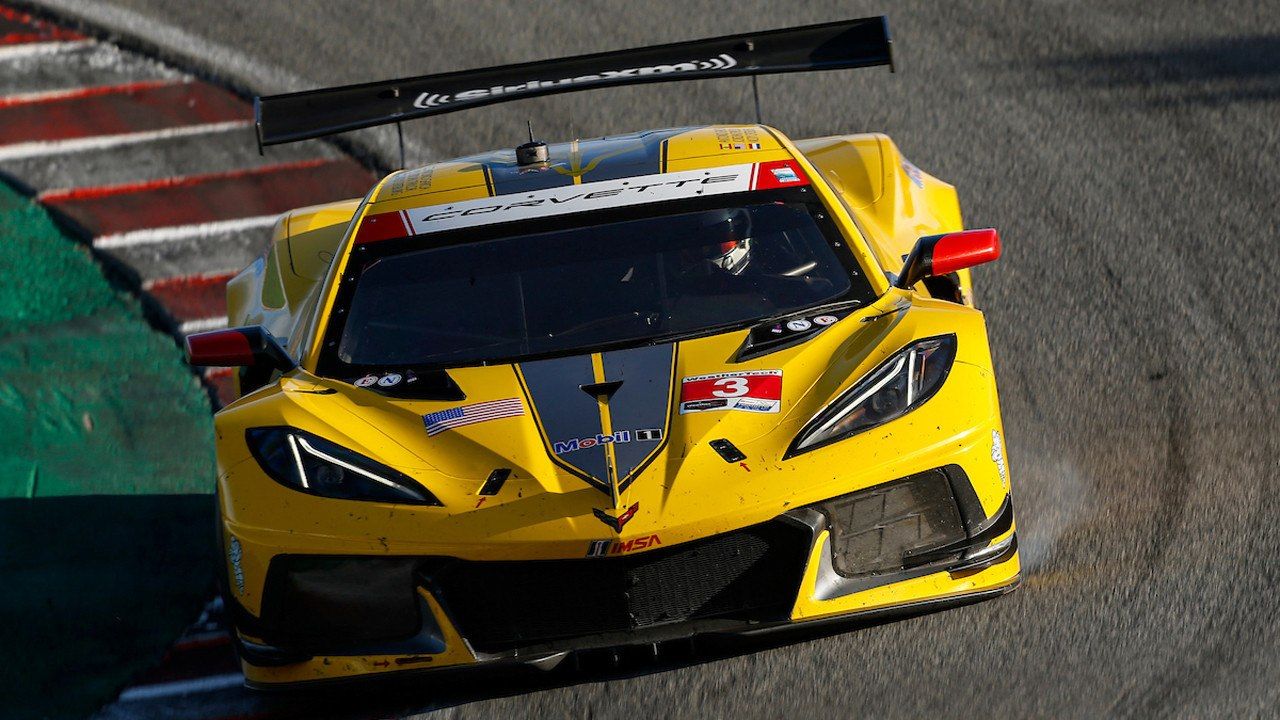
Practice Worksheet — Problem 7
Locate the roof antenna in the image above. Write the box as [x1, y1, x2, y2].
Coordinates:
[744, 40, 763, 124]
[396, 121, 406, 169]
[751, 76, 763, 125]
[388, 86, 406, 169]
[516, 119, 549, 165]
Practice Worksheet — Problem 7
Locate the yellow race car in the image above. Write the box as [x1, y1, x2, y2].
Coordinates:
[187, 16, 1018, 687]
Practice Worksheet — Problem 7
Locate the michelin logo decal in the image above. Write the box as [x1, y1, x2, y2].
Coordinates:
[414, 54, 738, 109]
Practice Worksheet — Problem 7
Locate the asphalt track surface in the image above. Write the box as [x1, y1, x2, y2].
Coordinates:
[38, 1, 1280, 717]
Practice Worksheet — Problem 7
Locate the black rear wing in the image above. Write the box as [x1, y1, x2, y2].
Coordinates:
[255, 16, 893, 148]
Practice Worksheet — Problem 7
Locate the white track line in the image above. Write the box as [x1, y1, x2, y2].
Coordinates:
[116, 672, 244, 702]
[0, 38, 93, 61]
[1, 78, 188, 106]
[141, 269, 239, 290]
[0, 119, 252, 162]
[179, 316, 229, 334]
[94, 214, 279, 249]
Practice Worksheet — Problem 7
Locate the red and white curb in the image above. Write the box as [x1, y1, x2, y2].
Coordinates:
[0, 6, 377, 716]
[0, 5, 374, 404]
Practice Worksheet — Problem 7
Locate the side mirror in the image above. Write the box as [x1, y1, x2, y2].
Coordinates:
[894, 228, 1000, 290]
[185, 326, 296, 372]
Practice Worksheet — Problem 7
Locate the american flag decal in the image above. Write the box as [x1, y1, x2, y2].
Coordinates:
[422, 398, 525, 436]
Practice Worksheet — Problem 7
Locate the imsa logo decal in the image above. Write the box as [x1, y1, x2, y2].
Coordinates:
[586, 534, 663, 557]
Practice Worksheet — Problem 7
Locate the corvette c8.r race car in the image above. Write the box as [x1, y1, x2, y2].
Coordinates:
[186, 17, 1019, 687]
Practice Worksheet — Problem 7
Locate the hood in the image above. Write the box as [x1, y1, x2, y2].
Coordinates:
[270, 300, 912, 547]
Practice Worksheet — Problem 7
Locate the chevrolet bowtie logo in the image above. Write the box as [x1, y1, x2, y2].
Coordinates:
[593, 502, 639, 532]
[580, 380, 623, 401]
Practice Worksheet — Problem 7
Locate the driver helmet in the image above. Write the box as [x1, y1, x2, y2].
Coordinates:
[696, 208, 753, 275]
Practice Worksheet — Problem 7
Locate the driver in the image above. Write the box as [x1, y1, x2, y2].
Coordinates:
[682, 208, 754, 278]
[670, 206, 833, 315]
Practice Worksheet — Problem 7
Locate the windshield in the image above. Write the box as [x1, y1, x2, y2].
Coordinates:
[321, 190, 873, 373]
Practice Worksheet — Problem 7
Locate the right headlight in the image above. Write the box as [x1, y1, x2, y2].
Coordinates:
[787, 334, 956, 457]
[245, 427, 441, 506]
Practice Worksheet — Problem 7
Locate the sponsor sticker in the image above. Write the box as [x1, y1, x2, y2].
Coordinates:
[679, 369, 782, 414]
[355, 374, 379, 387]
[587, 534, 663, 557]
[785, 318, 812, 332]
[813, 314, 838, 326]
[733, 398, 776, 413]
[377, 373, 403, 387]
[554, 428, 663, 455]
[771, 166, 801, 183]
[228, 536, 245, 595]
[412, 53, 738, 110]
[682, 398, 728, 412]
[422, 398, 525, 436]
[991, 429, 1009, 491]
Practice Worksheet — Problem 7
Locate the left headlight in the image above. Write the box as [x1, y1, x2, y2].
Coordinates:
[245, 427, 442, 506]
[787, 335, 956, 457]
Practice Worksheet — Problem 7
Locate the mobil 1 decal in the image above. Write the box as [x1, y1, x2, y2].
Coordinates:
[679, 369, 782, 414]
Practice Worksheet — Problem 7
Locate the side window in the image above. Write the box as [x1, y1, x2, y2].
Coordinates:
[825, 187, 891, 282]
[261, 246, 287, 310]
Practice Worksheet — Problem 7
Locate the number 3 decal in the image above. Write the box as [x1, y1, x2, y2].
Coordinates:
[679, 369, 782, 415]
[712, 377, 749, 397]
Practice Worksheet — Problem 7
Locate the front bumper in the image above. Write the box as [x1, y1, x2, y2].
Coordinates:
[232, 465, 1020, 687]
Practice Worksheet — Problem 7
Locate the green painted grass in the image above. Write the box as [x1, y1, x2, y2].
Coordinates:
[0, 181, 214, 497]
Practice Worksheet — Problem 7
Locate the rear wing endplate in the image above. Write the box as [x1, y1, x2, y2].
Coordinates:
[255, 16, 892, 148]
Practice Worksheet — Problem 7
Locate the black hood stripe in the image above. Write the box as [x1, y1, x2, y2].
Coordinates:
[601, 344, 676, 492]
[516, 357, 609, 492]
[517, 343, 677, 497]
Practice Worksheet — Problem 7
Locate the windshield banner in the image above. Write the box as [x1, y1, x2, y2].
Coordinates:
[354, 160, 809, 242]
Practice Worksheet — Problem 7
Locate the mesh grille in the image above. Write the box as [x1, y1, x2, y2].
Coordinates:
[817, 468, 967, 577]
[257, 556, 420, 651]
[430, 520, 810, 654]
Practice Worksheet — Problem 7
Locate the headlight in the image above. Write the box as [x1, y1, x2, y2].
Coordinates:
[787, 335, 956, 456]
[245, 427, 441, 505]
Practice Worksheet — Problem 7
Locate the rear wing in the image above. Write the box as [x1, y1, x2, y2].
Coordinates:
[255, 16, 893, 148]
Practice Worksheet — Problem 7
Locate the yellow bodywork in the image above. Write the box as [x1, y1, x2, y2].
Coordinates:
[217, 125, 1018, 685]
